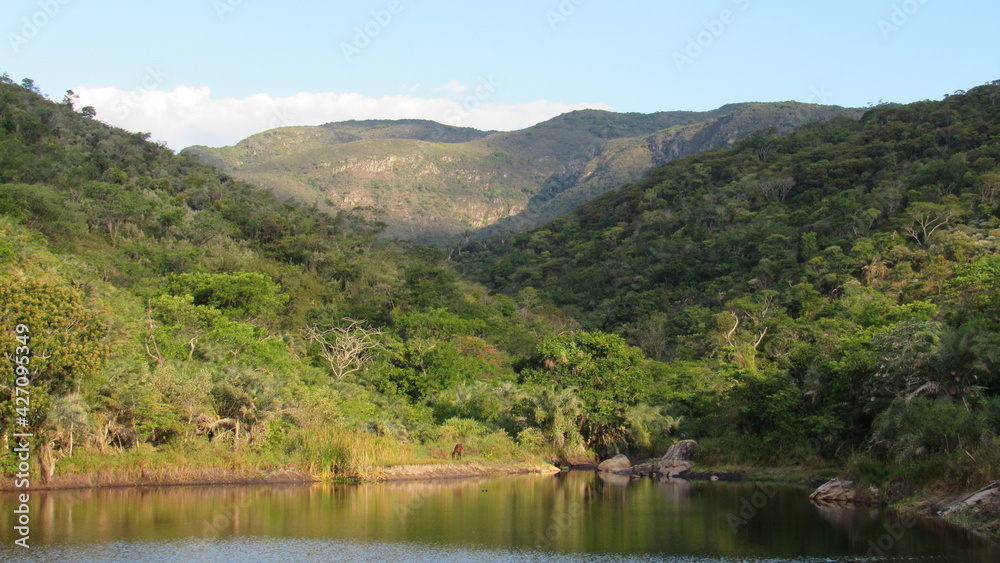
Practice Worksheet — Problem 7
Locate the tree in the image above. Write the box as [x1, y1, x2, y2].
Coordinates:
[83, 182, 155, 243]
[625, 404, 682, 456]
[901, 201, 962, 247]
[749, 177, 796, 203]
[0, 272, 109, 395]
[81, 106, 97, 119]
[526, 386, 583, 450]
[61, 89, 79, 110]
[162, 272, 289, 321]
[869, 320, 994, 411]
[303, 320, 384, 380]
[522, 330, 651, 453]
[20, 78, 40, 94]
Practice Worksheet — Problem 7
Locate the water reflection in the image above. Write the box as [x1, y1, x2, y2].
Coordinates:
[1, 472, 996, 562]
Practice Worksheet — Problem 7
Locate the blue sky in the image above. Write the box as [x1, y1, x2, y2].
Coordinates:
[3, 0, 998, 149]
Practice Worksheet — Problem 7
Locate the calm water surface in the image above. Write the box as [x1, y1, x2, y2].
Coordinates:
[1, 471, 996, 562]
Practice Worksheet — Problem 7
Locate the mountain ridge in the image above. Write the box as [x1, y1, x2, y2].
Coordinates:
[183, 102, 864, 244]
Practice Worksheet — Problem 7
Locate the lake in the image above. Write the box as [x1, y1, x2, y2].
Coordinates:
[2, 471, 997, 562]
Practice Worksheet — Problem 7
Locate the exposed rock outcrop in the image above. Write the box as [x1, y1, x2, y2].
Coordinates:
[597, 454, 632, 474]
[940, 481, 1000, 536]
[662, 440, 697, 462]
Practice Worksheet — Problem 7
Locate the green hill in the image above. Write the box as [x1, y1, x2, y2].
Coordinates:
[0, 77, 589, 481]
[459, 82, 1000, 483]
[183, 103, 864, 244]
[3, 74, 999, 519]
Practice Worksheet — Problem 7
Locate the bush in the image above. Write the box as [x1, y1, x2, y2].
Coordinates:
[869, 398, 980, 462]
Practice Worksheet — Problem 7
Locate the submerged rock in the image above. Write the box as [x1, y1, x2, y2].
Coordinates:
[659, 460, 693, 478]
[810, 478, 880, 504]
[597, 454, 632, 474]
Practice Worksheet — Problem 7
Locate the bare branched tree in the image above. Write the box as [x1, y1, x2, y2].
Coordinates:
[902, 202, 961, 247]
[750, 177, 796, 203]
[303, 319, 385, 379]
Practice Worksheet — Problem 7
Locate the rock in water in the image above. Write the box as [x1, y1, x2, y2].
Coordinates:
[662, 440, 698, 462]
[659, 460, 693, 478]
[810, 478, 879, 504]
[597, 454, 632, 473]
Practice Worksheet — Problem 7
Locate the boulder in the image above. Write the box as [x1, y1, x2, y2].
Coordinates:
[662, 440, 697, 462]
[597, 454, 631, 473]
[809, 478, 879, 504]
[943, 481, 1000, 516]
[658, 460, 693, 478]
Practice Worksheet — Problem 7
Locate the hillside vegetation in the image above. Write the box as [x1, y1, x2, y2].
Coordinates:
[460, 83, 1000, 489]
[0, 76, 696, 483]
[183, 103, 863, 244]
[2, 74, 998, 512]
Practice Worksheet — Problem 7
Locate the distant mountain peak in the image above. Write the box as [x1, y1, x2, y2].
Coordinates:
[183, 102, 863, 245]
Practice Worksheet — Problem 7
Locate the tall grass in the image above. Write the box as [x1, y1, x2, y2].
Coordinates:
[284, 426, 414, 481]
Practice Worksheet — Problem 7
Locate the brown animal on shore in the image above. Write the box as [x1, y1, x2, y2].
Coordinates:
[451, 443, 463, 460]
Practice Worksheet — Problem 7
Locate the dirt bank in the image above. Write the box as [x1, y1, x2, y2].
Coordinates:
[1, 461, 561, 492]
[372, 461, 560, 481]
[2, 466, 317, 491]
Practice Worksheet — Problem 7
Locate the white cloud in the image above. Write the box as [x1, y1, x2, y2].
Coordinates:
[434, 79, 469, 94]
[72, 86, 611, 150]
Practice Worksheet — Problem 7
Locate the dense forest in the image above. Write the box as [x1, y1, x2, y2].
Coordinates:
[458, 82, 1000, 489]
[1, 75, 998, 507]
[0, 75, 691, 483]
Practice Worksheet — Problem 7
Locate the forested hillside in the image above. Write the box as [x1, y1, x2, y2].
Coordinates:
[184, 103, 862, 244]
[460, 83, 1000, 485]
[0, 76, 616, 482]
[2, 74, 998, 503]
